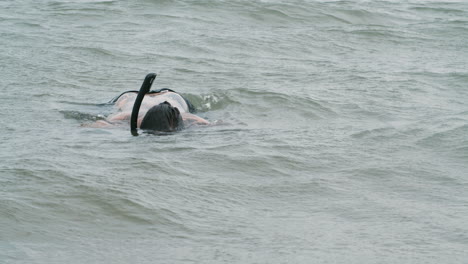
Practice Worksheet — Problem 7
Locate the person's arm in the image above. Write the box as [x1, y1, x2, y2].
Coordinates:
[108, 112, 131, 121]
[182, 113, 210, 126]
[82, 111, 131, 128]
[81, 120, 115, 128]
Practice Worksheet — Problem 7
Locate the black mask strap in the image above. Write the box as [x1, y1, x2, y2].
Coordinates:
[131, 73, 157, 136]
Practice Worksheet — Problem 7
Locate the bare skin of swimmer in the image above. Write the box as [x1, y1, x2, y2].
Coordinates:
[89, 91, 209, 128]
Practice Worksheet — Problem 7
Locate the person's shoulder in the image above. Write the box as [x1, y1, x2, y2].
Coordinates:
[116, 92, 136, 104]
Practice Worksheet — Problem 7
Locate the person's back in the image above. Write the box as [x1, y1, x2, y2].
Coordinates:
[115, 91, 189, 114]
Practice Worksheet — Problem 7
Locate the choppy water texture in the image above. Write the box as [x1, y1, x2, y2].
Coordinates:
[1, 0, 468, 263]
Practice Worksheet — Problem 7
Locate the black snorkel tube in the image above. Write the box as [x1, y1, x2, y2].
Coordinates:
[131, 73, 157, 136]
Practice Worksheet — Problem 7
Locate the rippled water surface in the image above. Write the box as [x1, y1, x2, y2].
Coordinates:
[1, 0, 467, 263]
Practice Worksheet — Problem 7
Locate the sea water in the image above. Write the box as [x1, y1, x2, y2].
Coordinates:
[1, 0, 467, 263]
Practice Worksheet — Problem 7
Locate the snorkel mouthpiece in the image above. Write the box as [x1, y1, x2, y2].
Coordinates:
[131, 73, 157, 136]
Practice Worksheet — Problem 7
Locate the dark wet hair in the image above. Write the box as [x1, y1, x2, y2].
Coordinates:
[140, 101, 184, 132]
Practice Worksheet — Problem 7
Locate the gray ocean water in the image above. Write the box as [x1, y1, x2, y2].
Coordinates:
[1, 0, 468, 263]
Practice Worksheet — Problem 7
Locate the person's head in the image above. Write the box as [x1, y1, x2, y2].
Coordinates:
[140, 101, 184, 132]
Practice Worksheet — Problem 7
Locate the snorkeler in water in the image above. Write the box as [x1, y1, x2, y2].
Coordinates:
[88, 74, 210, 133]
